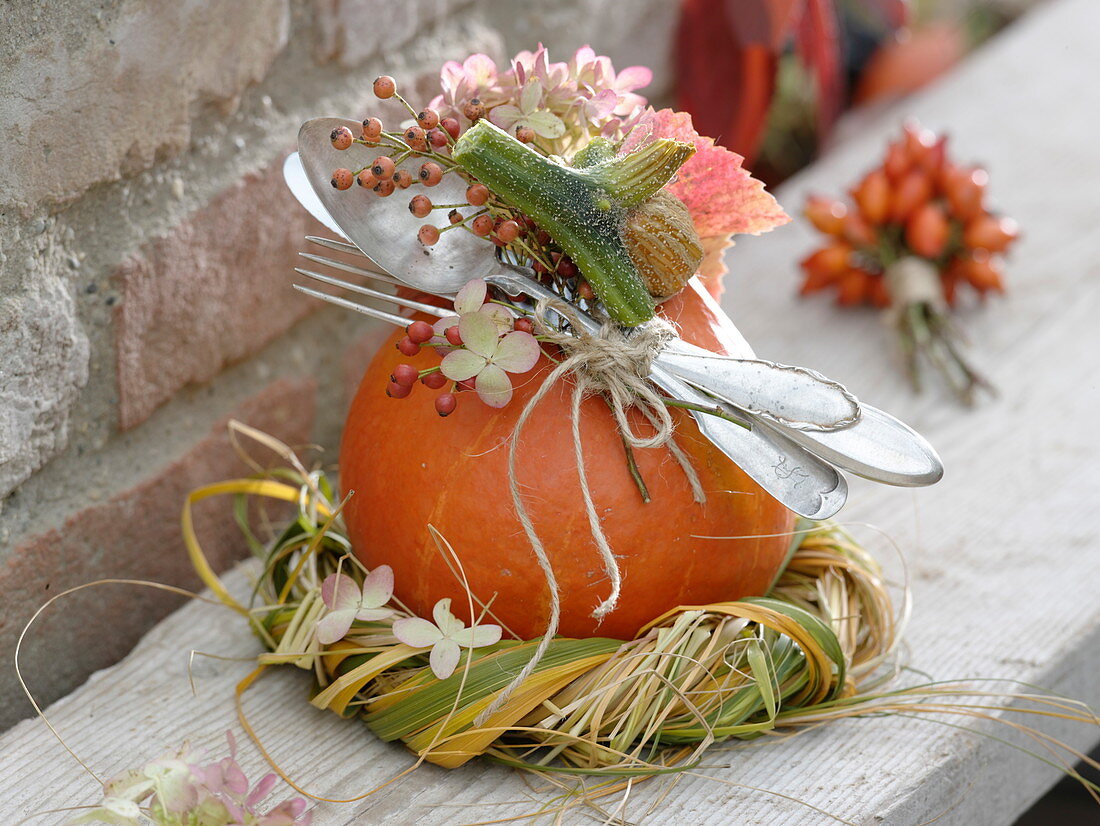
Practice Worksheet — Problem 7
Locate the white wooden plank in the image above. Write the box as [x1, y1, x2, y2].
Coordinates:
[4, 1, 1100, 823]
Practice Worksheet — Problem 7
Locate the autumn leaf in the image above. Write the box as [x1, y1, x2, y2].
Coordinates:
[621, 107, 789, 239]
[696, 234, 737, 300]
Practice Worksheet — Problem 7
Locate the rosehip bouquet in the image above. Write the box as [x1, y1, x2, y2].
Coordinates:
[800, 122, 1018, 404]
[325, 44, 787, 417]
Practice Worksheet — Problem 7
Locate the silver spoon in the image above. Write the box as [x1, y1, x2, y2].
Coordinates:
[485, 267, 941, 487]
[294, 118, 493, 293]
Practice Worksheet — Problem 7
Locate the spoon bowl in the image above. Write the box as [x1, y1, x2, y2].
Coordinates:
[296, 117, 494, 294]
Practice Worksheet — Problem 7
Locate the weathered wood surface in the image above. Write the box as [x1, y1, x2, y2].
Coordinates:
[4, 1, 1100, 822]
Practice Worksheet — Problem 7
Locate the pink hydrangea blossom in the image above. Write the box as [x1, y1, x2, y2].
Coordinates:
[489, 77, 566, 140]
[316, 565, 394, 644]
[431, 279, 540, 408]
[72, 732, 311, 826]
[430, 44, 651, 155]
[433, 53, 507, 113]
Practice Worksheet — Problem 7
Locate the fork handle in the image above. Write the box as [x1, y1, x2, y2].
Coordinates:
[649, 366, 847, 519]
[487, 271, 861, 432]
[654, 341, 861, 432]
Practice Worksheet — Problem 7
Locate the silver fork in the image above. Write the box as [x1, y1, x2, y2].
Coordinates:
[292, 239, 850, 519]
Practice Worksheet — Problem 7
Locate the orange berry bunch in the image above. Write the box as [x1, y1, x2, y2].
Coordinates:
[800, 121, 1018, 307]
[329, 76, 587, 296]
[799, 122, 1018, 404]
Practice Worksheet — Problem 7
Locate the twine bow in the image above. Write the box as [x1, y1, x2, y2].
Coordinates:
[478, 297, 705, 722]
[885, 257, 946, 318]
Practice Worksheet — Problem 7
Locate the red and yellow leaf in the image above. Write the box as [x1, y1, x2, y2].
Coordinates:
[622, 107, 789, 238]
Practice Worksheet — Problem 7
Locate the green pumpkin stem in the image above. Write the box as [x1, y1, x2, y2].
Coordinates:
[454, 121, 693, 326]
[582, 138, 695, 209]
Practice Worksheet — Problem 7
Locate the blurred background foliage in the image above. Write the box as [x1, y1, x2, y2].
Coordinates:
[674, 0, 1037, 183]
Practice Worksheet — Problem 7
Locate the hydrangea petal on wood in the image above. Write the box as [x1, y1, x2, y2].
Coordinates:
[71, 732, 312, 825]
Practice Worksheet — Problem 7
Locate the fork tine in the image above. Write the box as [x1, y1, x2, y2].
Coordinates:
[304, 234, 394, 282]
[294, 267, 454, 319]
[292, 284, 411, 327]
[305, 235, 369, 258]
[298, 251, 403, 287]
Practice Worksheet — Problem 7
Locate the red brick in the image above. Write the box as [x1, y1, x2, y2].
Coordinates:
[0, 378, 316, 729]
[114, 155, 325, 429]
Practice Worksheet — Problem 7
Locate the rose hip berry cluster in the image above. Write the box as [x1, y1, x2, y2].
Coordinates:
[387, 319, 458, 417]
[800, 121, 1019, 307]
[327, 76, 457, 200]
[328, 76, 590, 297]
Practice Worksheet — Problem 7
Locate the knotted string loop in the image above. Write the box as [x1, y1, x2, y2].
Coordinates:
[477, 296, 706, 724]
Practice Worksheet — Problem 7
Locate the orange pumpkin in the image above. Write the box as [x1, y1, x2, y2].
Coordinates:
[340, 282, 795, 640]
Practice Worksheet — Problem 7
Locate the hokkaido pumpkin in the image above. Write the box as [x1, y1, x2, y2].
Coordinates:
[340, 281, 795, 640]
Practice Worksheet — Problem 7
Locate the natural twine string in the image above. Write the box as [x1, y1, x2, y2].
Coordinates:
[885, 257, 946, 320]
[476, 297, 705, 723]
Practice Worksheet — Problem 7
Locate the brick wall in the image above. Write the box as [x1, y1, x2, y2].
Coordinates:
[0, 0, 677, 730]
